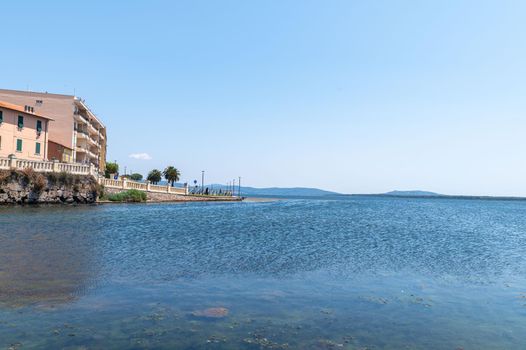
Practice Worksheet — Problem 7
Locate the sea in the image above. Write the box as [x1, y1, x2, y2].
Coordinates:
[1, 196, 525, 349]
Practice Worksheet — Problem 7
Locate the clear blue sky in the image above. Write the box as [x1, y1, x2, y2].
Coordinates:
[2, 1, 525, 196]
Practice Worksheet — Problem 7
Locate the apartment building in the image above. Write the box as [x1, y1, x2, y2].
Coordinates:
[0, 89, 107, 172]
[0, 101, 52, 160]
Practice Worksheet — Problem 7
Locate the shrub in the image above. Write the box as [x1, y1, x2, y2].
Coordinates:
[18, 168, 47, 192]
[58, 172, 73, 186]
[107, 189, 146, 202]
[105, 162, 119, 179]
[46, 172, 59, 185]
[32, 173, 47, 192]
[20, 167, 36, 187]
[0, 170, 13, 184]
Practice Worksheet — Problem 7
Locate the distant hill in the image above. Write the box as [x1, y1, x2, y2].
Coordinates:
[383, 190, 442, 197]
[202, 185, 339, 197]
[239, 186, 339, 197]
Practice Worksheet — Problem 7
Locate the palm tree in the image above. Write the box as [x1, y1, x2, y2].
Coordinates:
[147, 169, 162, 184]
[163, 166, 181, 187]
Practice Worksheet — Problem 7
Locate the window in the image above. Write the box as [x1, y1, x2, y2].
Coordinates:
[16, 139, 22, 152]
[0, 110, 3, 123]
[35, 142, 41, 155]
[36, 120, 42, 132]
[17, 115, 24, 128]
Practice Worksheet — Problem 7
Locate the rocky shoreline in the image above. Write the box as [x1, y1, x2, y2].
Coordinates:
[0, 170, 99, 204]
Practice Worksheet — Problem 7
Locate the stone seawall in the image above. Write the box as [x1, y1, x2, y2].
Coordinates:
[0, 169, 99, 204]
[103, 187, 242, 202]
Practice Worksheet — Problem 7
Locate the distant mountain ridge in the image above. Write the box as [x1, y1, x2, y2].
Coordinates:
[204, 185, 339, 197]
[383, 190, 442, 197]
[239, 186, 338, 197]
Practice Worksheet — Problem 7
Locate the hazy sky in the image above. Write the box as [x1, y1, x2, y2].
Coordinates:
[2, 1, 525, 196]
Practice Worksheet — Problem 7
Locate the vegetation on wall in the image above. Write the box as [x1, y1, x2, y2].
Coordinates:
[106, 189, 146, 202]
[0, 168, 101, 197]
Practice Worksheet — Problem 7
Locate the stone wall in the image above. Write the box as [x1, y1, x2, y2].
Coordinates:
[104, 187, 241, 202]
[0, 169, 99, 204]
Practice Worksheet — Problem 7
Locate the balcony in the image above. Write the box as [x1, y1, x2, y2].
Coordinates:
[88, 123, 98, 135]
[74, 114, 89, 125]
[87, 149, 97, 159]
[76, 147, 97, 161]
[87, 135, 98, 146]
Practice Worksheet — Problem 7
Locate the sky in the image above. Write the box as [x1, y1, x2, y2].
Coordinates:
[2, 0, 526, 196]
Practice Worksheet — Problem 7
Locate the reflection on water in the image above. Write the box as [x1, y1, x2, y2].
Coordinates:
[0, 198, 526, 349]
[0, 207, 99, 307]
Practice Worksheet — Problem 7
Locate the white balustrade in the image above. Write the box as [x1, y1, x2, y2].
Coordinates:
[0, 156, 96, 176]
[98, 177, 188, 196]
[0, 158, 9, 169]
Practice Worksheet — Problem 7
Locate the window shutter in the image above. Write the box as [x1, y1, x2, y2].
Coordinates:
[37, 120, 42, 132]
[16, 139, 22, 152]
[18, 115, 24, 128]
[36, 142, 41, 155]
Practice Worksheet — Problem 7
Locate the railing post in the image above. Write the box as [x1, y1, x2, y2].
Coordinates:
[88, 163, 95, 176]
[146, 180, 151, 191]
[8, 154, 17, 169]
[167, 184, 171, 193]
[122, 178, 127, 189]
[51, 159, 60, 173]
[184, 183, 188, 195]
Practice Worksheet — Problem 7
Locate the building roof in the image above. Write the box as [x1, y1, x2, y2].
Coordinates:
[0, 100, 54, 120]
[0, 88, 74, 99]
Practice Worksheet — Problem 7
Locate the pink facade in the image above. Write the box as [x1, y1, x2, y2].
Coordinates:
[0, 89, 107, 171]
[0, 101, 51, 161]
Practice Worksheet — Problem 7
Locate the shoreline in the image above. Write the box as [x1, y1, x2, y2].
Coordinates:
[97, 196, 244, 204]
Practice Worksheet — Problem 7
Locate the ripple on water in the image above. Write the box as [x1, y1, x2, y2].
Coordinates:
[0, 197, 526, 349]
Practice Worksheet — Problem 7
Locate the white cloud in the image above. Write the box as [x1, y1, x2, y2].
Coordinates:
[128, 153, 152, 160]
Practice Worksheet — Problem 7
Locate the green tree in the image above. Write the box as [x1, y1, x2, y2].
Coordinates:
[129, 173, 143, 181]
[147, 169, 162, 184]
[163, 166, 181, 187]
[105, 162, 119, 179]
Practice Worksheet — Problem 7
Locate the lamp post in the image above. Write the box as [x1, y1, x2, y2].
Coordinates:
[201, 170, 205, 193]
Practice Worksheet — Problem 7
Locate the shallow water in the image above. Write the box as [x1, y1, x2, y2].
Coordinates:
[1, 197, 526, 349]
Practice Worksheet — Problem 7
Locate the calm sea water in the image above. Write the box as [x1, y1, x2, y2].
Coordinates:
[1, 197, 526, 349]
